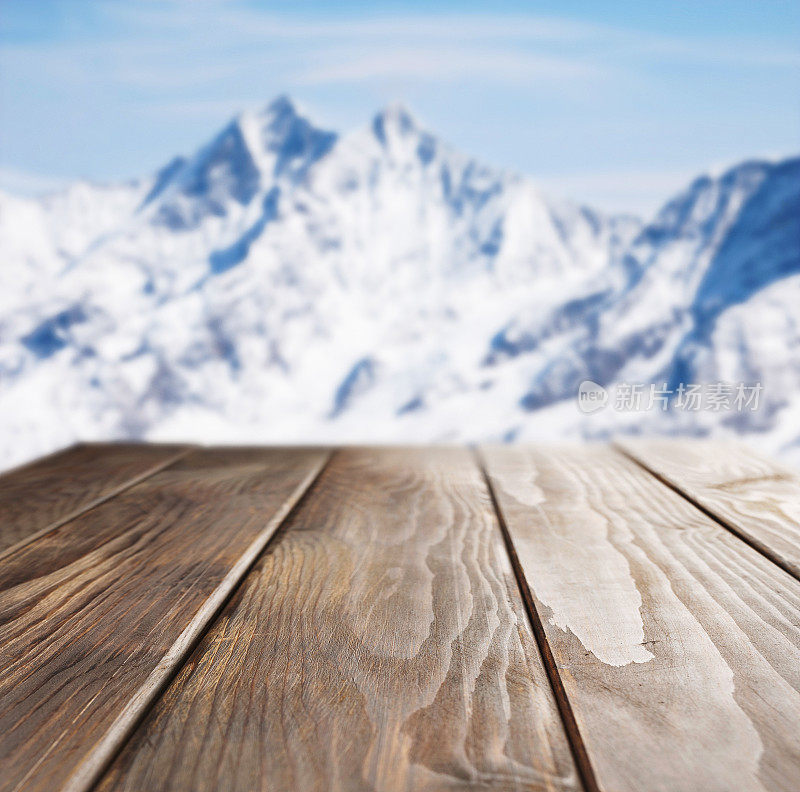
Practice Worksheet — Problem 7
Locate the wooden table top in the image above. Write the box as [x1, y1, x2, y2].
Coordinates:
[1, 442, 799, 792]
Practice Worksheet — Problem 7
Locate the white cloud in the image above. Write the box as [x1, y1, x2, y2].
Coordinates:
[291, 47, 607, 86]
[101, 4, 605, 44]
[99, 2, 800, 70]
[4, 3, 796, 98]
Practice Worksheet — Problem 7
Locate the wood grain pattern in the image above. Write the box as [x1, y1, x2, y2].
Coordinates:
[0, 448, 328, 792]
[617, 437, 800, 579]
[0, 442, 189, 555]
[482, 445, 800, 792]
[98, 447, 581, 792]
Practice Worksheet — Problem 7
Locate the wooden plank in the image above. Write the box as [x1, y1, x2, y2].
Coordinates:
[617, 438, 800, 580]
[0, 442, 189, 555]
[0, 447, 328, 792]
[97, 447, 581, 792]
[482, 445, 800, 792]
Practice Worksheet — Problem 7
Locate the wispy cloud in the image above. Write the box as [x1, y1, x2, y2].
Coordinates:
[101, 4, 605, 43]
[2, 14, 612, 92]
[3, 2, 796, 102]
[98, 2, 800, 70]
[291, 47, 607, 86]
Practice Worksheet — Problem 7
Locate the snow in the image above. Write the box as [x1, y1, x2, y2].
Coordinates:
[1, 95, 798, 470]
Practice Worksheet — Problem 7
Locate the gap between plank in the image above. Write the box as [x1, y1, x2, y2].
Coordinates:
[0, 446, 195, 565]
[614, 443, 800, 584]
[474, 449, 601, 792]
[62, 449, 335, 792]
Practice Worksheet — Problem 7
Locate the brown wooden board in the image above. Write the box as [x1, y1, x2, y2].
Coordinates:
[0, 442, 189, 555]
[482, 444, 800, 792]
[0, 447, 328, 792]
[97, 447, 581, 792]
[617, 438, 800, 580]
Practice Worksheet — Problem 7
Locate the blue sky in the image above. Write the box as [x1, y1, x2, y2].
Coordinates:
[0, 0, 797, 215]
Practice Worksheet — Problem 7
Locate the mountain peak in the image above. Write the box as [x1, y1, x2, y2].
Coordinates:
[372, 102, 421, 144]
[142, 95, 336, 225]
[256, 94, 303, 125]
[242, 96, 337, 179]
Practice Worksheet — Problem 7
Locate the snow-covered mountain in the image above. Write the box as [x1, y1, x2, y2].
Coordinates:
[1, 96, 798, 469]
[501, 158, 800, 429]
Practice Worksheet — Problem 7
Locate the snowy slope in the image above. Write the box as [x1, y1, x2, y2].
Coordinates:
[489, 156, 800, 456]
[1, 96, 798, 469]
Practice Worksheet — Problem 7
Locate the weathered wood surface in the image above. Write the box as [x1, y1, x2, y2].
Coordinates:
[98, 447, 581, 792]
[0, 448, 328, 792]
[482, 445, 800, 792]
[0, 443, 188, 555]
[617, 438, 800, 580]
